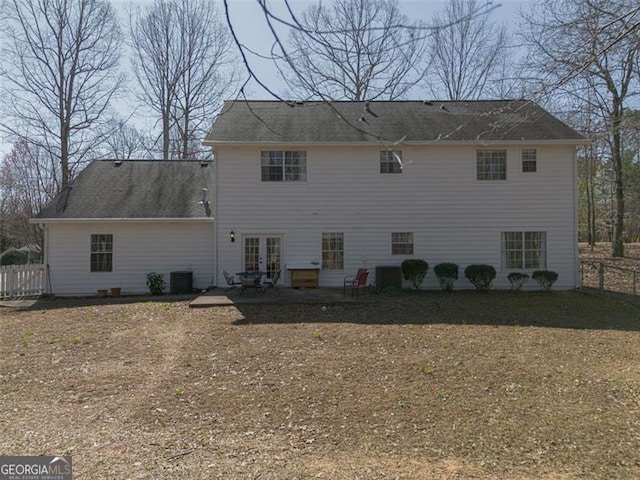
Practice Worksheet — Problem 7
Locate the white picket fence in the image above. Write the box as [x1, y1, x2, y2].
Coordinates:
[0, 264, 46, 299]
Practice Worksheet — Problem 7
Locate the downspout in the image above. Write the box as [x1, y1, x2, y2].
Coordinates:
[213, 148, 220, 288]
[573, 147, 579, 289]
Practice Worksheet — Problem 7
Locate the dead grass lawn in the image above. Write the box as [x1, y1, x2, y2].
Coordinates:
[1, 291, 639, 479]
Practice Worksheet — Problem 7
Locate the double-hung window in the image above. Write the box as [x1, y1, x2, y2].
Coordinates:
[91, 234, 113, 272]
[522, 149, 537, 173]
[380, 150, 403, 174]
[476, 150, 506, 180]
[391, 232, 413, 255]
[261, 150, 307, 182]
[322, 233, 344, 270]
[501, 231, 546, 269]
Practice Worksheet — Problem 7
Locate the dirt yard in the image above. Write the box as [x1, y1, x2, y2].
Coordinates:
[1, 290, 639, 479]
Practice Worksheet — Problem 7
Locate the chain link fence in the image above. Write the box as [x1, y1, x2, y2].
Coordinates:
[580, 260, 639, 296]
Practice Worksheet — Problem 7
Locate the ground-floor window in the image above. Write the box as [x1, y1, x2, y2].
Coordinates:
[501, 231, 546, 269]
[91, 234, 113, 272]
[322, 232, 344, 269]
[391, 232, 413, 255]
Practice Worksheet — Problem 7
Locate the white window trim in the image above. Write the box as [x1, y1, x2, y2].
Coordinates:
[391, 232, 414, 255]
[380, 150, 403, 174]
[521, 148, 537, 173]
[500, 231, 547, 270]
[90, 233, 114, 273]
[475, 149, 507, 181]
[322, 232, 344, 270]
[260, 150, 307, 182]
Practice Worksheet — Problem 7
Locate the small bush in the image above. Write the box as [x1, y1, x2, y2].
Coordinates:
[146, 272, 165, 295]
[401, 259, 429, 290]
[464, 264, 496, 291]
[532, 270, 558, 291]
[507, 272, 530, 291]
[434, 262, 459, 291]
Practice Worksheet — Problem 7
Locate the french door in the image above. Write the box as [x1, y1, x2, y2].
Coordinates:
[243, 235, 282, 279]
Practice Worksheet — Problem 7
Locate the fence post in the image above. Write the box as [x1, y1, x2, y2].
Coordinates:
[598, 263, 604, 293]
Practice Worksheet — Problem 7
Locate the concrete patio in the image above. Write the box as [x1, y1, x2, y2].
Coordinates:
[189, 287, 371, 308]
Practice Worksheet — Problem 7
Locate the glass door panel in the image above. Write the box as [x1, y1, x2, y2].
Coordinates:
[243, 235, 282, 279]
[265, 237, 281, 279]
[244, 237, 260, 273]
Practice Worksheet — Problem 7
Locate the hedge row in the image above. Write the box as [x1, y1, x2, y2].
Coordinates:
[400, 260, 559, 291]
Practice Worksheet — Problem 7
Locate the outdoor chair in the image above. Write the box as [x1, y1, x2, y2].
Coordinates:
[262, 269, 281, 293]
[343, 268, 369, 296]
[223, 270, 242, 292]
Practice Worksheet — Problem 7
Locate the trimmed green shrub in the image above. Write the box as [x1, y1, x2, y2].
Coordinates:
[401, 259, 429, 290]
[146, 272, 165, 295]
[464, 264, 496, 291]
[532, 270, 558, 291]
[507, 272, 530, 291]
[434, 262, 459, 291]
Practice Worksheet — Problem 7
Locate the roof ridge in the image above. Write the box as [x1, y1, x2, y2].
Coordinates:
[224, 99, 529, 104]
[96, 159, 211, 163]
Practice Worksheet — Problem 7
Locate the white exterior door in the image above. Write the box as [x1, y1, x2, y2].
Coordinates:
[243, 235, 282, 279]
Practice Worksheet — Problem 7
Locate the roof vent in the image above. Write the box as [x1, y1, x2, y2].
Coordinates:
[114, 160, 122, 166]
[440, 104, 448, 111]
[423, 100, 433, 106]
[200, 160, 209, 167]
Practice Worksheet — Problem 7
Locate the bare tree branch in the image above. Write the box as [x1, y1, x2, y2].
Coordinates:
[131, 0, 237, 160]
[0, 0, 124, 190]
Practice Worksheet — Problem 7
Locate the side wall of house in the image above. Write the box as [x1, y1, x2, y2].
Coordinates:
[214, 144, 578, 290]
[44, 221, 215, 295]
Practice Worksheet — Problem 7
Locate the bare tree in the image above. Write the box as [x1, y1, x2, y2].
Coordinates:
[101, 119, 154, 160]
[427, 0, 508, 100]
[0, 140, 57, 254]
[522, 0, 640, 257]
[0, 0, 124, 190]
[130, 0, 236, 160]
[281, 0, 427, 100]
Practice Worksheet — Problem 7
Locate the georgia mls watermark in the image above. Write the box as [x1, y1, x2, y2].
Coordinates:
[0, 456, 72, 480]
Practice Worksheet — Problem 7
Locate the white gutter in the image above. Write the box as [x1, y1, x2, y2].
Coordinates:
[30, 217, 214, 224]
[203, 138, 592, 147]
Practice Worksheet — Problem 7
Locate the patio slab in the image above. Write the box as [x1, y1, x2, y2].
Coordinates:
[189, 287, 368, 308]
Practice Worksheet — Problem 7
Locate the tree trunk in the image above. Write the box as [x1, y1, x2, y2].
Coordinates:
[611, 124, 625, 257]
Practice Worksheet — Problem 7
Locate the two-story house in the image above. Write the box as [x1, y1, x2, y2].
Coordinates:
[33, 100, 587, 295]
[203, 100, 588, 290]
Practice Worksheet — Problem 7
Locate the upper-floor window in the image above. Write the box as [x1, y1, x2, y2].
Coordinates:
[261, 150, 307, 182]
[522, 149, 537, 173]
[91, 234, 113, 272]
[476, 150, 506, 180]
[501, 231, 546, 269]
[380, 150, 403, 174]
[391, 232, 413, 255]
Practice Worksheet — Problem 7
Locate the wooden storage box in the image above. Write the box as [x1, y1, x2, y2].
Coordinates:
[290, 269, 319, 288]
[286, 261, 321, 288]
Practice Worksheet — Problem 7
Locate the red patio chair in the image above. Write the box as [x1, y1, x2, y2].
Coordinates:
[343, 268, 369, 296]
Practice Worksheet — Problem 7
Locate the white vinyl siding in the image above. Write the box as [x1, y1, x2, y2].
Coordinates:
[214, 144, 577, 289]
[45, 222, 214, 295]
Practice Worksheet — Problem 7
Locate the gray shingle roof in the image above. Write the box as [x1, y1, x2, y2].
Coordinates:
[36, 160, 214, 220]
[204, 100, 586, 144]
